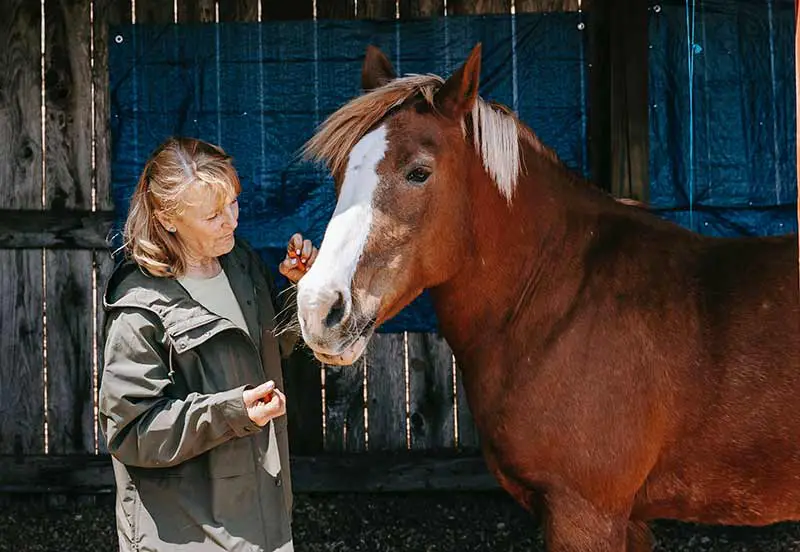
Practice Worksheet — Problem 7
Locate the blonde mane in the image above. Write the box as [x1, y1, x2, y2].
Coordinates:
[303, 74, 555, 202]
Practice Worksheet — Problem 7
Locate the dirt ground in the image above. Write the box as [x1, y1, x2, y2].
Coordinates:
[2, 491, 800, 551]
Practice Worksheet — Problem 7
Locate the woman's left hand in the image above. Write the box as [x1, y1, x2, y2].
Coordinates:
[279, 232, 318, 284]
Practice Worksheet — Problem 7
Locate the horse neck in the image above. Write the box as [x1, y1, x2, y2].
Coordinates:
[430, 143, 596, 367]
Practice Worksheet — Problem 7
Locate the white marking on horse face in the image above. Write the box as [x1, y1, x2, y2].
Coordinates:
[297, 125, 388, 338]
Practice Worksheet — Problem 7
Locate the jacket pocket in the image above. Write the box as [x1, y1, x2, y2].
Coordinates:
[208, 434, 256, 478]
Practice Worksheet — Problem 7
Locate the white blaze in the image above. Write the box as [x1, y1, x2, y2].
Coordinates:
[297, 125, 388, 333]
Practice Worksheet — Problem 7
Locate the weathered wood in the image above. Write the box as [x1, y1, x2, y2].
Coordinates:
[516, 0, 580, 11]
[407, 332, 455, 450]
[456, 359, 480, 450]
[218, 0, 260, 22]
[366, 333, 407, 451]
[0, 209, 114, 248]
[587, 0, 611, 193]
[106, 0, 132, 26]
[44, 0, 96, 455]
[399, 0, 444, 18]
[283, 346, 324, 455]
[358, 0, 395, 19]
[324, 360, 366, 452]
[448, 0, 511, 15]
[317, 0, 355, 19]
[177, 0, 217, 23]
[262, 0, 313, 20]
[94, 0, 118, 456]
[0, 0, 46, 456]
[0, 452, 497, 493]
[135, 0, 173, 23]
[588, 0, 649, 201]
[608, 0, 648, 202]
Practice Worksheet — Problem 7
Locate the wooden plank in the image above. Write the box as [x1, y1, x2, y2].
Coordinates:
[262, 0, 312, 20]
[359, 0, 395, 20]
[587, 0, 611, 193]
[283, 347, 324, 455]
[95, 0, 119, 457]
[399, 0, 444, 18]
[218, 0, 260, 22]
[448, 0, 511, 15]
[0, 452, 497, 493]
[516, 0, 580, 11]
[44, 0, 95, 455]
[106, 0, 132, 25]
[317, 0, 354, 19]
[587, 0, 649, 201]
[407, 332, 455, 450]
[0, 0, 46, 456]
[177, 0, 217, 23]
[135, 0, 174, 23]
[455, 357, 480, 450]
[608, 0, 648, 202]
[0, 209, 114, 248]
[365, 333, 407, 451]
[324, 360, 366, 452]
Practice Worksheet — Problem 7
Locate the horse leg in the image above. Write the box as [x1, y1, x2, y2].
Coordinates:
[625, 519, 654, 552]
[543, 491, 630, 552]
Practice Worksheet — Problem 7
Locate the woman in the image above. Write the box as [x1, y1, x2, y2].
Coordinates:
[99, 137, 317, 552]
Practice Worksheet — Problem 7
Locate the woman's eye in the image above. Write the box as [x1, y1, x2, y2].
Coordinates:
[406, 167, 430, 184]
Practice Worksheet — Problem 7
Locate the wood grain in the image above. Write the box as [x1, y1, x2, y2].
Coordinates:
[0, 0, 45, 456]
[44, 0, 95, 455]
[366, 333, 407, 451]
[0, 209, 114, 248]
[407, 332, 455, 450]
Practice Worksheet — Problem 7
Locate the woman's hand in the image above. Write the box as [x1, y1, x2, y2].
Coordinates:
[279, 232, 318, 284]
[243, 381, 286, 427]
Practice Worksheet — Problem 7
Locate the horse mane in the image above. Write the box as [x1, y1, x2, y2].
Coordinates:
[302, 74, 560, 202]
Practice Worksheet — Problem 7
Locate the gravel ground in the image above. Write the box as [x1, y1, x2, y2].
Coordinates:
[2, 492, 800, 551]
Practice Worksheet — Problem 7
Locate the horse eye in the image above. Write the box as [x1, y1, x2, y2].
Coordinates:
[406, 167, 430, 184]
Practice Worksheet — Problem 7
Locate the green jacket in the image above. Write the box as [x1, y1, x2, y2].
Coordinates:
[99, 239, 297, 552]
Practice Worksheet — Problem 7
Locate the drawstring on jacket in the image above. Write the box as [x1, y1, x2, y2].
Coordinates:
[167, 341, 176, 384]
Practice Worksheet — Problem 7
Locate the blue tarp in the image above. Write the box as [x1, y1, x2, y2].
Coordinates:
[109, 14, 590, 332]
[109, 6, 796, 333]
[649, 0, 797, 236]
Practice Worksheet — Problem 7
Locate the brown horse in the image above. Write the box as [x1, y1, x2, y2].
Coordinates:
[295, 44, 800, 551]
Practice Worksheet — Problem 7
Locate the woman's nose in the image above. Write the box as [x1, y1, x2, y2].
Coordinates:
[222, 204, 238, 229]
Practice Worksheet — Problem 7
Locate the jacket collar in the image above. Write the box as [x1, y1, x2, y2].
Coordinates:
[104, 240, 260, 348]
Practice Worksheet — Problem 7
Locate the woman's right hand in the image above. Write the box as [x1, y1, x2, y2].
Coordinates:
[243, 381, 286, 427]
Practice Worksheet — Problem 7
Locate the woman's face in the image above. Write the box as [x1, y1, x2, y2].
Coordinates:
[172, 183, 239, 262]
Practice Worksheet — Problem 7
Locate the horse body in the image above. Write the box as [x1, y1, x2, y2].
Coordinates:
[432, 138, 800, 533]
[296, 43, 800, 550]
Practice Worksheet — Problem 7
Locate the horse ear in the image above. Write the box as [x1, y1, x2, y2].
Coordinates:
[434, 43, 482, 119]
[362, 45, 397, 91]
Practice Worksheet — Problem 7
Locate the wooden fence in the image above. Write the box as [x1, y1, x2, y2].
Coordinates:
[0, 0, 648, 493]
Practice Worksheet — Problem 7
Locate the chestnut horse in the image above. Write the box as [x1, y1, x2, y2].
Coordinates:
[296, 44, 800, 551]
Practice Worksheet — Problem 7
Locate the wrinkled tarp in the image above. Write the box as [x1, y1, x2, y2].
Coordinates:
[109, 14, 590, 332]
[110, 7, 797, 333]
[649, 0, 798, 236]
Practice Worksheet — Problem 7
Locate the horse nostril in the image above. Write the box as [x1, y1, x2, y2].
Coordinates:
[324, 291, 346, 328]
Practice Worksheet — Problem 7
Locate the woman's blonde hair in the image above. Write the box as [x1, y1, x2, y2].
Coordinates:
[123, 137, 242, 278]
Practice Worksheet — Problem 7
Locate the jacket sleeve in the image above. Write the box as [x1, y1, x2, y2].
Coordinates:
[99, 309, 262, 468]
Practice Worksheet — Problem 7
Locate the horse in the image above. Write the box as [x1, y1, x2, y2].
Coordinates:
[294, 43, 800, 551]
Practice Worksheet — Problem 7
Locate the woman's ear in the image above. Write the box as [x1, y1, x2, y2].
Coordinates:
[155, 211, 176, 233]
